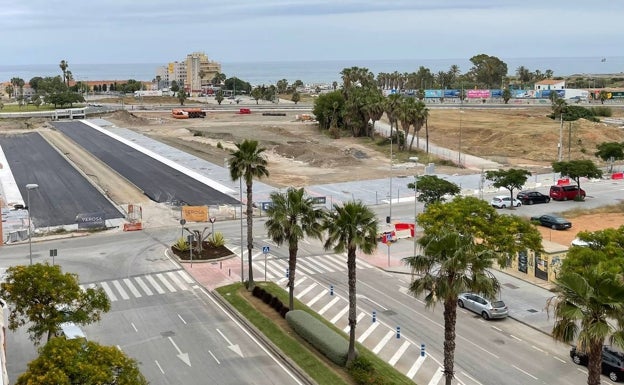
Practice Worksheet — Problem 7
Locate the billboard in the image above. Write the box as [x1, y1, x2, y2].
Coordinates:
[425, 90, 443, 98]
[182, 205, 208, 222]
[467, 90, 490, 99]
[168, 63, 174, 74]
[76, 212, 106, 229]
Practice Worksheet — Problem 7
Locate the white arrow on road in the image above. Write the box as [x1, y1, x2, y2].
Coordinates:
[217, 328, 243, 357]
[168, 337, 191, 367]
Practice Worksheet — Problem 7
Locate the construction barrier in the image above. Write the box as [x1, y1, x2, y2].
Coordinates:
[557, 178, 570, 185]
[612, 172, 624, 180]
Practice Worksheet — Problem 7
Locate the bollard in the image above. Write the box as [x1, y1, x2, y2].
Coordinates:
[228, 268, 231, 276]
[220, 261, 222, 269]
[330, 285, 334, 296]
[286, 268, 289, 278]
[420, 343, 426, 357]
[372, 311, 377, 323]
[396, 326, 401, 339]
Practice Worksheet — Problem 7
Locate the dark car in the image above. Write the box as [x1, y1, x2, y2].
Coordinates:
[530, 214, 572, 230]
[570, 345, 624, 382]
[517, 191, 550, 205]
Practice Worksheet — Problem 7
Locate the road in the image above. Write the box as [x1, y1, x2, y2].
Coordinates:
[1, 229, 308, 385]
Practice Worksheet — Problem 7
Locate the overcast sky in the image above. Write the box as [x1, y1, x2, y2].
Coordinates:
[3, 1, 622, 65]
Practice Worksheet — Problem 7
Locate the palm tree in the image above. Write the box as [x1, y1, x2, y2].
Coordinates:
[265, 187, 325, 310]
[229, 140, 270, 290]
[397, 96, 416, 151]
[409, 100, 428, 152]
[59, 60, 69, 84]
[548, 269, 624, 385]
[403, 230, 499, 385]
[323, 201, 378, 365]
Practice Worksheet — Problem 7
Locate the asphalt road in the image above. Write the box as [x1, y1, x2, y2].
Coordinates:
[0, 132, 123, 227]
[51, 121, 239, 206]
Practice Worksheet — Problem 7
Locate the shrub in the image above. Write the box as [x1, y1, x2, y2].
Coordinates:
[591, 106, 612, 117]
[208, 232, 225, 247]
[262, 291, 273, 304]
[193, 131, 203, 137]
[172, 237, 189, 251]
[252, 286, 265, 298]
[286, 310, 354, 366]
[279, 307, 289, 318]
[270, 297, 283, 312]
[216, 142, 223, 149]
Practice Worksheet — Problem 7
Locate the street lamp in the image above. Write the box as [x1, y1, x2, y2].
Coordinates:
[26, 183, 39, 265]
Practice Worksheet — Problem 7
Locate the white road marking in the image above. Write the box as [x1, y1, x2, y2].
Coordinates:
[343, 312, 366, 333]
[318, 297, 340, 315]
[145, 275, 165, 294]
[100, 282, 117, 301]
[306, 290, 327, 307]
[513, 364, 538, 380]
[134, 276, 154, 295]
[554, 356, 566, 363]
[388, 340, 410, 366]
[428, 367, 444, 385]
[154, 360, 165, 374]
[177, 314, 187, 324]
[131, 322, 138, 332]
[123, 278, 142, 298]
[491, 325, 502, 331]
[330, 307, 348, 324]
[531, 345, 545, 353]
[406, 355, 426, 379]
[510, 334, 522, 342]
[112, 280, 130, 300]
[357, 321, 379, 343]
[295, 283, 318, 299]
[156, 273, 176, 292]
[178, 270, 195, 284]
[209, 350, 220, 364]
[373, 330, 395, 354]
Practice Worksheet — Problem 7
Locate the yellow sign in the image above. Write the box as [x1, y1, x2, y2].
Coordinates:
[168, 63, 174, 74]
[182, 206, 208, 222]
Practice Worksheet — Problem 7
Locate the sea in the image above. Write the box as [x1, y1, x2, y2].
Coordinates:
[1, 57, 623, 86]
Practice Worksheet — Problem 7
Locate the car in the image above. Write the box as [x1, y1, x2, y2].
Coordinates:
[549, 184, 586, 201]
[516, 190, 550, 205]
[570, 345, 624, 382]
[457, 293, 508, 320]
[531, 214, 572, 230]
[490, 195, 521, 208]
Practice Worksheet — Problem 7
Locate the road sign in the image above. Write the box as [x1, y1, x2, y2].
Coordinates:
[49, 249, 57, 257]
[261, 202, 273, 211]
[386, 233, 392, 242]
[262, 246, 270, 254]
[311, 196, 326, 205]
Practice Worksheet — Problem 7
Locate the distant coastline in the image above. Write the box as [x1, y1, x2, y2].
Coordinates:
[1, 56, 622, 86]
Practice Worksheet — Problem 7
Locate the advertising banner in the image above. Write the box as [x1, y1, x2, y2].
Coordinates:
[76, 212, 106, 229]
[425, 90, 443, 98]
[182, 206, 208, 222]
[444, 89, 460, 98]
[467, 90, 490, 99]
[490, 89, 502, 97]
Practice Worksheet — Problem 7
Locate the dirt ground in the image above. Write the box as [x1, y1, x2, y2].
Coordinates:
[2, 104, 624, 240]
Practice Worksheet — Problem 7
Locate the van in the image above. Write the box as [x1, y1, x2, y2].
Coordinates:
[549, 185, 585, 201]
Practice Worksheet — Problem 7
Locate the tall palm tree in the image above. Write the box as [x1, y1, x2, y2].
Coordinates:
[229, 140, 269, 290]
[59, 60, 69, 84]
[323, 201, 378, 365]
[397, 96, 416, 151]
[410, 101, 429, 152]
[548, 269, 624, 385]
[265, 187, 325, 310]
[403, 230, 499, 385]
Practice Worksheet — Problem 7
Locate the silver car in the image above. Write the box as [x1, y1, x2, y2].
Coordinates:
[457, 293, 508, 320]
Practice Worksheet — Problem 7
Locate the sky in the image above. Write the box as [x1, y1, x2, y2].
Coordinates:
[2, 0, 623, 65]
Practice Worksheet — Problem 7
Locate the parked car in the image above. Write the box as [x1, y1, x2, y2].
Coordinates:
[549, 184, 586, 201]
[490, 195, 522, 208]
[517, 190, 550, 205]
[570, 345, 624, 382]
[530, 214, 572, 230]
[457, 293, 508, 320]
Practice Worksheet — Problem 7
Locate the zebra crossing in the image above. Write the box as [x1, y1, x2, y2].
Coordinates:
[80, 270, 196, 302]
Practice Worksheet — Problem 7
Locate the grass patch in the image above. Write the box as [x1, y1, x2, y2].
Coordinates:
[0, 104, 58, 112]
[563, 201, 624, 218]
[216, 282, 414, 385]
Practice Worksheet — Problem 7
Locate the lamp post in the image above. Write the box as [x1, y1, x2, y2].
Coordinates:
[413, 173, 419, 257]
[26, 183, 39, 265]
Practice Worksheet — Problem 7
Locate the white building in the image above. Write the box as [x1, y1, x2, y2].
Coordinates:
[534, 79, 566, 91]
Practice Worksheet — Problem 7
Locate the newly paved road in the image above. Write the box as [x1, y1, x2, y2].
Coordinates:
[51, 121, 240, 206]
[0, 132, 123, 227]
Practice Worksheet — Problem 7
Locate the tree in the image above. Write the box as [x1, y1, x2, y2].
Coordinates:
[312, 90, 344, 130]
[215, 89, 224, 105]
[599, 90, 609, 104]
[468, 54, 508, 88]
[404, 196, 542, 385]
[155, 75, 161, 90]
[595, 142, 624, 173]
[291, 91, 301, 104]
[170, 80, 180, 93]
[177, 89, 187, 105]
[229, 140, 270, 290]
[323, 201, 377, 365]
[251, 87, 263, 104]
[212, 72, 226, 85]
[410, 100, 428, 152]
[561, 226, 624, 276]
[547, 268, 624, 385]
[408, 175, 460, 206]
[502, 88, 512, 104]
[16, 337, 148, 385]
[361, 92, 385, 138]
[59, 59, 69, 85]
[265, 187, 325, 310]
[484, 168, 532, 209]
[552, 160, 603, 200]
[516, 66, 532, 88]
[0, 263, 110, 344]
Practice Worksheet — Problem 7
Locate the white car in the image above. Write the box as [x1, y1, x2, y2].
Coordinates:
[490, 195, 521, 208]
[458, 293, 509, 320]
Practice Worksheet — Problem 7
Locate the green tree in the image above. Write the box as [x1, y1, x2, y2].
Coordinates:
[599, 90, 609, 104]
[468, 54, 508, 88]
[312, 91, 344, 130]
[561, 226, 624, 276]
[404, 196, 542, 385]
[265, 187, 325, 310]
[4, 85, 14, 99]
[552, 160, 603, 200]
[396, 96, 416, 151]
[229, 140, 270, 290]
[516, 66, 532, 88]
[408, 175, 460, 206]
[250, 87, 263, 104]
[59, 59, 69, 85]
[170, 80, 180, 93]
[215, 89, 224, 105]
[410, 100, 428, 152]
[291, 91, 301, 104]
[502, 88, 512, 104]
[547, 268, 624, 385]
[177, 89, 187, 105]
[595, 142, 624, 173]
[484, 168, 532, 209]
[0, 263, 110, 344]
[323, 201, 378, 365]
[276, 79, 289, 94]
[16, 337, 148, 385]
[361, 92, 385, 138]
[212, 72, 226, 85]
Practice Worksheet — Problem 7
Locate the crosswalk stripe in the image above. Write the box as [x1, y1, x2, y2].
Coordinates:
[123, 278, 142, 298]
[156, 273, 176, 292]
[330, 306, 348, 324]
[302, 257, 335, 273]
[297, 259, 325, 274]
[178, 270, 195, 284]
[321, 254, 347, 271]
[134, 277, 153, 296]
[166, 271, 188, 291]
[389, 340, 411, 366]
[407, 355, 426, 379]
[306, 290, 327, 307]
[100, 282, 118, 302]
[293, 276, 307, 287]
[112, 280, 130, 300]
[250, 251, 263, 261]
[265, 260, 287, 277]
[373, 330, 395, 354]
[357, 321, 380, 343]
[296, 283, 318, 299]
[428, 367, 444, 385]
[343, 312, 366, 334]
[145, 275, 165, 294]
[318, 297, 340, 315]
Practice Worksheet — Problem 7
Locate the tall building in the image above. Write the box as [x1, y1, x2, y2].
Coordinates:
[155, 52, 221, 96]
